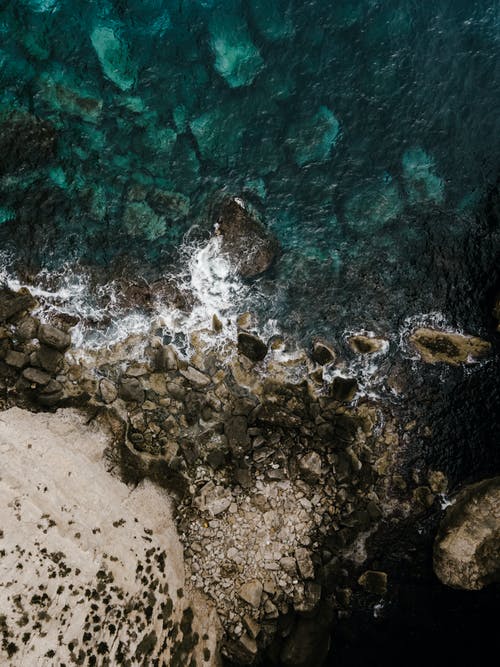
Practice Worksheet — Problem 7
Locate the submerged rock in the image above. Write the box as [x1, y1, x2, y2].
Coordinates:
[402, 147, 444, 205]
[123, 200, 167, 241]
[410, 328, 491, 365]
[209, 7, 264, 88]
[90, 25, 136, 91]
[214, 197, 278, 277]
[434, 477, 500, 590]
[344, 176, 403, 232]
[249, 0, 295, 41]
[286, 106, 340, 167]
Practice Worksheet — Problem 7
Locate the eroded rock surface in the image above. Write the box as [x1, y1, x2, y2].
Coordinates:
[0, 408, 219, 666]
[410, 328, 491, 365]
[434, 477, 500, 590]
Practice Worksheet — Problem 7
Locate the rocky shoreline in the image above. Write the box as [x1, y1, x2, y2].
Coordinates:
[1, 282, 499, 665]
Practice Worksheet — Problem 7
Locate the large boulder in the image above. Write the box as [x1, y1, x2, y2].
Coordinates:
[434, 477, 500, 590]
[214, 197, 278, 277]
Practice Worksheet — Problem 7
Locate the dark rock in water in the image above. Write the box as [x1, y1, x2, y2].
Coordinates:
[357, 570, 388, 595]
[0, 287, 36, 323]
[0, 111, 57, 175]
[237, 331, 268, 362]
[214, 197, 278, 277]
[434, 476, 500, 590]
[37, 323, 71, 351]
[329, 377, 358, 402]
[279, 605, 332, 667]
[311, 339, 335, 365]
[348, 334, 386, 354]
[36, 345, 64, 373]
[119, 377, 145, 403]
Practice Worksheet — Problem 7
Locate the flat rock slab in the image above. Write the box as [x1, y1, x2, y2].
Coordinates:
[0, 407, 217, 666]
[410, 328, 491, 365]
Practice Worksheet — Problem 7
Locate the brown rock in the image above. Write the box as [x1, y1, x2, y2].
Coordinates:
[311, 339, 335, 365]
[348, 334, 386, 354]
[99, 378, 118, 404]
[215, 197, 278, 278]
[357, 570, 388, 595]
[37, 323, 71, 351]
[119, 377, 144, 403]
[36, 345, 64, 373]
[238, 580, 263, 608]
[329, 376, 358, 402]
[5, 350, 28, 369]
[22, 367, 51, 386]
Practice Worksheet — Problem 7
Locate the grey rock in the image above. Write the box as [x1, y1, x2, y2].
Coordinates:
[166, 381, 186, 401]
[37, 323, 71, 351]
[298, 451, 322, 481]
[237, 331, 268, 362]
[295, 548, 314, 580]
[22, 367, 51, 386]
[36, 345, 64, 373]
[16, 316, 39, 341]
[119, 377, 145, 403]
[37, 379, 64, 406]
[238, 580, 263, 608]
[99, 378, 118, 404]
[5, 350, 28, 369]
[279, 557, 297, 576]
[180, 366, 211, 387]
[225, 415, 250, 454]
[0, 287, 36, 323]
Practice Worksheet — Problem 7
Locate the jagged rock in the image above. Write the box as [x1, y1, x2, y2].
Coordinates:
[212, 313, 223, 333]
[243, 614, 261, 639]
[225, 415, 251, 454]
[155, 344, 179, 371]
[37, 323, 71, 351]
[36, 345, 64, 373]
[434, 476, 500, 590]
[357, 570, 388, 595]
[410, 328, 491, 365]
[0, 288, 36, 323]
[238, 580, 263, 608]
[238, 331, 268, 362]
[348, 334, 386, 354]
[5, 350, 27, 369]
[215, 197, 278, 278]
[295, 548, 314, 580]
[0, 111, 57, 176]
[99, 378, 118, 404]
[311, 339, 335, 365]
[329, 376, 358, 402]
[298, 451, 322, 482]
[22, 367, 51, 386]
[119, 377, 145, 403]
[180, 366, 211, 387]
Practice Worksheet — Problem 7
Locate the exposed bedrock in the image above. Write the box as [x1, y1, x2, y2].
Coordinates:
[213, 196, 279, 278]
[434, 477, 500, 590]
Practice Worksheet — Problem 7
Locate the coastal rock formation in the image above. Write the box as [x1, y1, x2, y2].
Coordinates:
[214, 197, 278, 278]
[410, 328, 491, 365]
[0, 408, 219, 666]
[434, 477, 500, 590]
[0, 110, 57, 176]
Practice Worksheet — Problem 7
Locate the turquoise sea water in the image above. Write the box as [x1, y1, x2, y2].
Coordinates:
[0, 0, 499, 340]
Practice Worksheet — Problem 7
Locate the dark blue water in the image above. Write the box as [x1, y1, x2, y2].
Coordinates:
[0, 0, 499, 339]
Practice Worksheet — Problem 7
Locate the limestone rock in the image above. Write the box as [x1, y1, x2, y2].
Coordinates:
[37, 323, 71, 351]
[410, 327, 491, 365]
[237, 331, 268, 362]
[238, 580, 263, 608]
[434, 476, 500, 590]
[215, 197, 278, 278]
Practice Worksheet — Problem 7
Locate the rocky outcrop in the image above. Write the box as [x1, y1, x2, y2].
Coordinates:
[0, 408, 219, 666]
[434, 477, 500, 590]
[410, 328, 491, 365]
[214, 197, 278, 278]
